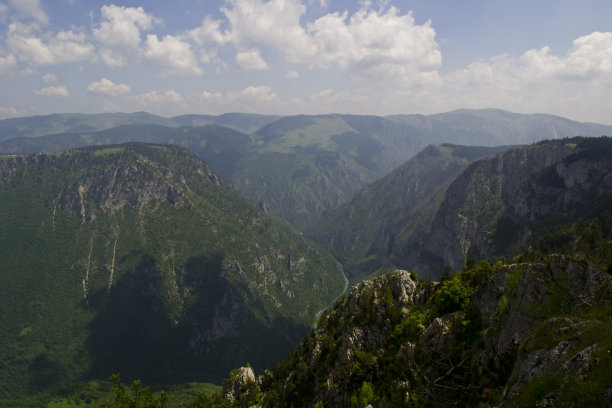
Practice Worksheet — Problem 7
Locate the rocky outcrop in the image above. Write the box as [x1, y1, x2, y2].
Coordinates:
[224, 366, 257, 403]
[308, 143, 513, 279]
[231, 256, 611, 407]
[402, 138, 612, 278]
[0, 143, 347, 397]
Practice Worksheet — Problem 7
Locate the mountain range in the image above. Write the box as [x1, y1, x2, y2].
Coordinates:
[1, 109, 611, 230]
[182, 137, 612, 408]
[307, 143, 516, 283]
[0, 109, 611, 407]
[310, 137, 612, 280]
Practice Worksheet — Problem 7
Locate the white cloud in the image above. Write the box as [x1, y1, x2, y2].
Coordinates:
[435, 31, 612, 123]
[196, 1, 440, 83]
[0, 3, 8, 21]
[308, 0, 328, 10]
[0, 105, 18, 116]
[189, 15, 231, 45]
[141, 34, 203, 76]
[123, 85, 283, 116]
[7, 0, 48, 25]
[42, 73, 57, 83]
[519, 31, 612, 81]
[87, 78, 130, 96]
[131, 89, 186, 109]
[0, 53, 16, 75]
[235, 48, 269, 71]
[196, 85, 282, 113]
[33, 85, 69, 96]
[305, 6, 441, 83]
[203, 0, 315, 61]
[93, 4, 158, 68]
[7, 22, 94, 65]
[285, 69, 298, 78]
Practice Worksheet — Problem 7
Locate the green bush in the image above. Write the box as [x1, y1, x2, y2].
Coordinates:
[435, 276, 471, 314]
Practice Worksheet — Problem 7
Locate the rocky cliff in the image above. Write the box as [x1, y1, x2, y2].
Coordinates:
[400, 137, 612, 278]
[0, 143, 345, 398]
[308, 143, 514, 282]
[214, 256, 611, 407]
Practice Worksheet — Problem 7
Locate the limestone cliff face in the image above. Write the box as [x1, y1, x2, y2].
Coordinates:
[0, 143, 346, 396]
[228, 257, 611, 407]
[402, 138, 612, 278]
[308, 143, 513, 281]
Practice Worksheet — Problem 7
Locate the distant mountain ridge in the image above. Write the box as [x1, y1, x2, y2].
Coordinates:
[0, 112, 280, 140]
[1, 109, 611, 230]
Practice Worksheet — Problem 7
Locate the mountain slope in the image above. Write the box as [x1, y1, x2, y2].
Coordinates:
[389, 108, 612, 146]
[0, 112, 176, 141]
[1, 110, 611, 230]
[308, 144, 515, 281]
[400, 137, 612, 278]
[0, 112, 279, 142]
[0, 124, 254, 177]
[0, 143, 345, 399]
[199, 255, 612, 408]
[170, 113, 281, 133]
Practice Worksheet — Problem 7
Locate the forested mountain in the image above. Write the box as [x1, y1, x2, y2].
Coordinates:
[400, 137, 612, 278]
[189, 139, 612, 408]
[0, 111, 611, 407]
[309, 137, 612, 282]
[0, 144, 345, 399]
[208, 256, 611, 407]
[1, 110, 611, 230]
[308, 144, 515, 283]
[0, 112, 279, 141]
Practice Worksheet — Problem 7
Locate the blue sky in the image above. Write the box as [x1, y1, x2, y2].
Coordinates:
[0, 0, 611, 124]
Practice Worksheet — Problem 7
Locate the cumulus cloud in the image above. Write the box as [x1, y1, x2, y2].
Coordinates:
[131, 89, 186, 110]
[235, 48, 269, 71]
[33, 85, 69, 96]
[87, 78, 130, 96]
[0, 53, 17, 75]
[7, 22, 94, 65]
[141, 34, 203, 76]
[519, 31, 612, 81]
[189, 15, 230, 46]
[7, 0, 48, 25]
[445, 31, 612, 93]
[93, 4, 158, 68]
[437, 31, 612, 123]
[42, 73, 57, 83]
[124, 85, 282, 116]
[194, 0, 440, 83]
[285, 69, 299, 78]
[307, 7, 441, 82]
[193, 0, 313, 60]
[0, 3, 9, 21]
[0, 106, 18, 116]
[193, 86, 282, 113]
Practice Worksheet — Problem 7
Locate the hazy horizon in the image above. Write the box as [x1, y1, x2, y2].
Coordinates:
[0, 1, 611, 124]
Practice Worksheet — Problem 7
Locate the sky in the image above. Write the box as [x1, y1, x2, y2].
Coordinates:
[0, 0, 611, 124]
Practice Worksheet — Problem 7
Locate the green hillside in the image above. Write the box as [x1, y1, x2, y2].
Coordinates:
[2, 110, 611, 230]
[189, 190, 612, 408]
[308, 144, 514, 282]
[401, 137, 612, 277]
[0, 143, 345, 399]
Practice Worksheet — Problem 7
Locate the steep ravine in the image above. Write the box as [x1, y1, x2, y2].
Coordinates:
[313, 263, 349, 328]
[215, 256, 612, 408]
